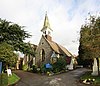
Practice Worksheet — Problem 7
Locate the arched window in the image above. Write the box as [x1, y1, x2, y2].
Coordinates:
[40, 49, 45, 62]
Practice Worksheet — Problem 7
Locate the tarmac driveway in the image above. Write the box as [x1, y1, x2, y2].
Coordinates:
[14, 68, 90, 86]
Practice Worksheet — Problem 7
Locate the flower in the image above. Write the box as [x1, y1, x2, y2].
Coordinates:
[82, 78, 95, 85]
[83, 79, 87, 83]
[92, 79, 95, 81]
[47, 71, 50, 74]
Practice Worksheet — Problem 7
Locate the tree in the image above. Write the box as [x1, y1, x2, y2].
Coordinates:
[0, 18, 35, 55]
[0, 18, 31, 52]
[0, 42, 17, 70]
[78, 15, 100, 73]
[0, 18, 36, 70]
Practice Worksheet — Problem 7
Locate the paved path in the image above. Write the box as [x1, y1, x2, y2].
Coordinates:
[14, 68, 91, 86]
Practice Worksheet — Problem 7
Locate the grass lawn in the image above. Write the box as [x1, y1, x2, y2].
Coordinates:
[0, 73, 20, 86]
[80, 72, 100, 85]
[8, 73, 20, 85]
[0, 73, 8, 86]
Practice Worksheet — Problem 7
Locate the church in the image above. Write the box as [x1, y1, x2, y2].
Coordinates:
[35, 13, 74, 67]
[17, 13, 75, 69]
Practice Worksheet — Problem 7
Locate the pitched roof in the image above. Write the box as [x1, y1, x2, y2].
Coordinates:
[43, 35, 73, 57]
[58, 44, 73, 57]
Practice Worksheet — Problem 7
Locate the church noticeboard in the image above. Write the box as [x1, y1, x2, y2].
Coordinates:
[46, 63, 52, 68]
[0, 62, 2, 74]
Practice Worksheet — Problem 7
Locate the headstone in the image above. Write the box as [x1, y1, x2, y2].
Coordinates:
[7, 69, 12, 76]
[99, 58, 100, 70]
[0, 62, 2, 74]
[68, 58, 74, 70]
[33, 58, 35, 65]
[16, 60, 20, 69]
[91, 58, 98, 76]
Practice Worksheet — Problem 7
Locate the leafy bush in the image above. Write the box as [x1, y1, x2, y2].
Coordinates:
[52, 57, 67, 73]
[0, 73, 8, 86]
[77, 57, 93, 68]
[40, 63, 52, 73]
[22, 64, 28, 71]
[39, 57, 67, 74]
[32, 65, 38, 73]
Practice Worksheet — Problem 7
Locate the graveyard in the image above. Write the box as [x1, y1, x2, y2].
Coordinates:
[0, 0, 100, 86]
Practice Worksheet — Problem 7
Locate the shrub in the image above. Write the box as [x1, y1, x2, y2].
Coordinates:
[40, 63, 52, 73]
[32, 65, 38, 73]
[22, 64, 28, 71]
[40, 64, 47, 73]
[52, 57, 67, 73]
[0, 73, 8, 86]
[77, 58, 93, 68]
[39, 57, 67, 74]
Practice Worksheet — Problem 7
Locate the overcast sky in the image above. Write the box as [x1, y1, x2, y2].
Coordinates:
[0, 0, 100, 55]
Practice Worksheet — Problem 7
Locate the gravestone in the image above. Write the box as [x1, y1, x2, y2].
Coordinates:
[33, 58, 35, 65]
[68, 58, 74, 70]
[16, 60, 20, 69]
[7, 69, 12, 77]
[91, 58, 98, 76]
[99, 58, 100, 70]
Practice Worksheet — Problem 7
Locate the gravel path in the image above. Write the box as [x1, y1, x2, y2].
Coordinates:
[14, 68, 91, 86]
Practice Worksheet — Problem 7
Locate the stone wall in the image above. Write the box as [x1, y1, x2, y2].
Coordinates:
[36, 36, 53, 66]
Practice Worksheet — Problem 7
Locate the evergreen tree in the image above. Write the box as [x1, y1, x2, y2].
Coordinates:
[0, 18, 35, 69]
[79, 15, 100, 71]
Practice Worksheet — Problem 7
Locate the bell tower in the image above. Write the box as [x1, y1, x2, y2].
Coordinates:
[41, 12, 53, 41]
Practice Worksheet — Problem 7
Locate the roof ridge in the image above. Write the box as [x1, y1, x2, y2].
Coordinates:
[43, 35, 73, 57]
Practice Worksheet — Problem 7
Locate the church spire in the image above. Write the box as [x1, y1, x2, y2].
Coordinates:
[41, 12, 53, 33]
